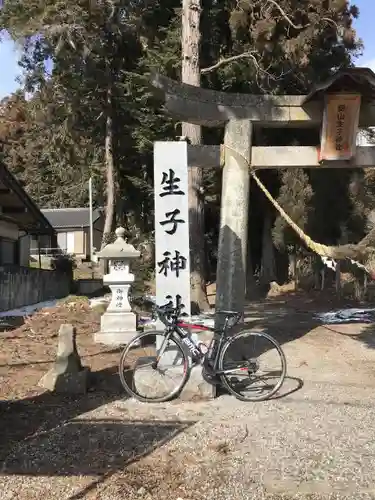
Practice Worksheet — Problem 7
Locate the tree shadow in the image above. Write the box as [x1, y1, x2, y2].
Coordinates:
[0, 365, 125, 464]
[2, 417, 192, 477]
[243, 299, 321, 347]
[322, 322, 375, 350]
[1, 415, 194, 499]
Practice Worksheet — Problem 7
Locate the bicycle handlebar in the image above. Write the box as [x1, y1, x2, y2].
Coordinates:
[153, 301, 242, 329]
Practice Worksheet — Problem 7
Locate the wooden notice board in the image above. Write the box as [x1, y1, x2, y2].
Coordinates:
[319, 93, 361, 161]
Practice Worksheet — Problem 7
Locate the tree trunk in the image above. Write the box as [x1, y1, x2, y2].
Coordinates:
[182, 0, 209, 313]
[245, 240, 256, 299]
[260, 212, 276, 285]
[102, 84, 115, 248]
[288, 251, 297, 290]
[335, 261, 341, 298]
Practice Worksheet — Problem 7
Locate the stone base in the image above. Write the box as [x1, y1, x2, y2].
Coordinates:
[94, 330, 136, 346]
[39, 367, 91, 394]
[131, 362, 215, 401]
[101, 311, 137, 331]
[180, 364, 215, 401]
[183, 329, 216, 400]
[95, 311, 138, 346]
[136, 327, 215, 401]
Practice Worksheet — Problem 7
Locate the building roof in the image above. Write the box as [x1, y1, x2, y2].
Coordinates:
[303, 67, 375, 104]
[0, 161, 54, 235]
[42, 207, 104, 229]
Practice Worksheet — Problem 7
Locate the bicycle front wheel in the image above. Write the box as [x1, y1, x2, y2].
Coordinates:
[119, 330, 190, 403]
[219, 330, 287, 402]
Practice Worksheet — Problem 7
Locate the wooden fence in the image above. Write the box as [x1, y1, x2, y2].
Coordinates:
[0, 265, 70, 312]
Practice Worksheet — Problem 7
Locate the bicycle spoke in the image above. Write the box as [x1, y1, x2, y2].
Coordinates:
[219, 331, 287, 402]
[119, 331, 189, 402]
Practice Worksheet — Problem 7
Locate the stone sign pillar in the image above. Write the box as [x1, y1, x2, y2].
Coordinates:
[94, 227, 140, 346]
[154, 141, 191, 316]
[215, 120, 252, 327]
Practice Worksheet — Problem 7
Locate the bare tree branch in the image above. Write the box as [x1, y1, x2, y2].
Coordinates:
[201, 50, 287, 84]
[266, 0, 338, 30]
[203, 0, 340, 76]
[201, 52, 259, 74]
[266, 0, 305, 29]
[321, 17, 338, 29]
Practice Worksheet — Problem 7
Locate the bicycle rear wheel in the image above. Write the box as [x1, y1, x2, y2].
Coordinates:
[218, 330, 286, 402]
[119, 330, 190, 403]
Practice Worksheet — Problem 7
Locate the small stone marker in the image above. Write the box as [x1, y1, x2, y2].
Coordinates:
[39, 324, 90, 394]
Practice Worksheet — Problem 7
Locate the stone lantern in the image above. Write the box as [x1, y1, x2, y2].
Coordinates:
[94, 227, 140, 345]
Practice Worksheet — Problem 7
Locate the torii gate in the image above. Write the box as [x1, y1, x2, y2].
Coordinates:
[152, 68, 375, 321]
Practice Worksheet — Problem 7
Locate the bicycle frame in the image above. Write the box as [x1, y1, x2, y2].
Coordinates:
[120, 304, 286, 403]
[157, 315, 232, 374]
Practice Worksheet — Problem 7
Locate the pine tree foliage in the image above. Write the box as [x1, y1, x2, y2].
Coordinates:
[205, 0, 362, 93]
[272, 168, 313, 251]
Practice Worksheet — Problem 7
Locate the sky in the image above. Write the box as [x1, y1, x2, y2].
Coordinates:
[0, 0, 374, 100]
[0, 32, 23, 99]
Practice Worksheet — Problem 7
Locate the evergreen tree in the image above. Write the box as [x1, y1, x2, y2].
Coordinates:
[0, 0, 367, 294]
[0, 0, 178, 237]
[272, 168, 313, 279]
[202, 0, 361, 93]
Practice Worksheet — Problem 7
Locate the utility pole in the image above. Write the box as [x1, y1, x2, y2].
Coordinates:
[89, 177, 94, 261]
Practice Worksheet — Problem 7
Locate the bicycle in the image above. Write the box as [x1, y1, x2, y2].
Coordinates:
[119, 300, 287, 403]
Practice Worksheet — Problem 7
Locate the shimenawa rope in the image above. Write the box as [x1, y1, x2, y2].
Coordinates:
[220, 144, 369, 274]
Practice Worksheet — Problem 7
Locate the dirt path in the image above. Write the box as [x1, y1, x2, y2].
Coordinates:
[2, 296, 375, 499]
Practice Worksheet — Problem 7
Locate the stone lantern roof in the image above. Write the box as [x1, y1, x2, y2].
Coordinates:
[96, 227, 140, 260]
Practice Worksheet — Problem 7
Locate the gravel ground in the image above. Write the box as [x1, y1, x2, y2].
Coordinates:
[2, 383, 375, 500]
[2, 303, 375, 499]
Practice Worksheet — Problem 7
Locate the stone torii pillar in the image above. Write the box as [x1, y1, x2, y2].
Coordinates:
[216, 120, 252, 316]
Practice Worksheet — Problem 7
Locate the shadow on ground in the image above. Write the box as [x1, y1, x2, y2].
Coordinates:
[243, 297, 321, 347]
[0, 364, 194, 498]
[241, 287, 375, 347]
[350, 322, 375, 350]
[0, 365, 125, 463]
[270, 376, 304, 399]
[1, 415, 193, 499]
[323, 322, 375, 350]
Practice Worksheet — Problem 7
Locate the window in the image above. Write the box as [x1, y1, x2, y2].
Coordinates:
[0, 237, 19, 265]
